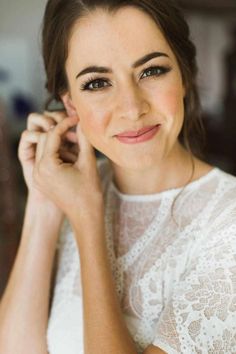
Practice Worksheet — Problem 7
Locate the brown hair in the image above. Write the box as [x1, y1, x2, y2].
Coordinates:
[42, 0, 205, 157]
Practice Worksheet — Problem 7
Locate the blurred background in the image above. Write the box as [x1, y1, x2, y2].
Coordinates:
[0, 0, 236, 297]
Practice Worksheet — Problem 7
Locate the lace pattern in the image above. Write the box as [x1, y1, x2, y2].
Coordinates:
[47, 158, 236, 354]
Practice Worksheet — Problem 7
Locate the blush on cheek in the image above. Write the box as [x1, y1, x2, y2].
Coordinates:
[84, 107, 111, 131]
[79, 110, 108, 150]
[162, 87, 184, 116]
[85, 113, 104, 131]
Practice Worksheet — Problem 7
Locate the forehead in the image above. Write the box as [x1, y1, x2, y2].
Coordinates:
[67, 6, 174, 65]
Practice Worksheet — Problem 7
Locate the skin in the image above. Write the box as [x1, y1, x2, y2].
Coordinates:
[62, 5, 212, 195]
[2, 6, 212, 354]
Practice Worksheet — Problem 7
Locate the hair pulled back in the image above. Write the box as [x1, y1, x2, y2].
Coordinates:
[42, 0, 205, 156]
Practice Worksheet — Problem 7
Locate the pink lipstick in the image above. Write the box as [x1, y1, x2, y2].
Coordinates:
[116, 124, 161, 144]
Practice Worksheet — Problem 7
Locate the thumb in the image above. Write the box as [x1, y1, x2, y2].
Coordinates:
[75, 122, 96, 168]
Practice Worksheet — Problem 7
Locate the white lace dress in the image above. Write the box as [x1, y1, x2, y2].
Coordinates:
[47, 157, 236, 354]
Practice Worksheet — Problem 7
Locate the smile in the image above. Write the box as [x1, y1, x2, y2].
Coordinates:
[115, 124, 161, 144]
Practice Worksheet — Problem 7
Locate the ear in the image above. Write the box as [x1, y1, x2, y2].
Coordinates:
[61, 93, 78, 118]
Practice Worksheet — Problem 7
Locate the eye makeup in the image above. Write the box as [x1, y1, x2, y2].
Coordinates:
[79, 65, 172, 91]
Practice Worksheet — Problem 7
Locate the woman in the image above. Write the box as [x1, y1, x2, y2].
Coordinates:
[0, 1, 236, 353]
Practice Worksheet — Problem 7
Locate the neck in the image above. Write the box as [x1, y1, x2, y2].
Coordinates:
[109, 143, 205, 195]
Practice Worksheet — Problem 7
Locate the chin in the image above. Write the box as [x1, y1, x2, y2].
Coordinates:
[111, 153, 160, 171]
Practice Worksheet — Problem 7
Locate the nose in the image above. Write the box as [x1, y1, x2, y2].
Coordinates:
[115, 82, 149, 122]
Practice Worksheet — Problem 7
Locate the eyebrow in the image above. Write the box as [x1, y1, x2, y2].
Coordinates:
[75, 51, 169, 79]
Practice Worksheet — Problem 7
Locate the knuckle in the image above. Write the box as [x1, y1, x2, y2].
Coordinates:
[28, 112, 37, 121]
[21, 130, 28, 139]
[45, 110, 66, 123]
[44, 116, 56, 126]
[48, 125, 55, 132]
[42, 114, 55, 123]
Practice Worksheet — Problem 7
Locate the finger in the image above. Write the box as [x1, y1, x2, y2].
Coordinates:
[27, 112, 57, 132]
[43, 110, 67, 124]
[64, 131, 78, 144]
[35, 132, 48, 164]
[18, 130, 41, 162]
[75, 122, 96, 168]
[60, 144, 78, 155]
[59, 150, 78, 164]
[44, 116, 79, 158]
[59, 145, 79, 162]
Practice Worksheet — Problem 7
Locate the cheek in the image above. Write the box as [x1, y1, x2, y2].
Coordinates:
[154, 85, 184, 132]
[82, 116, 102, 140]
[75, 104, 110, 144]
[150, 84, 185, 143]
[156, 86, 184, 117]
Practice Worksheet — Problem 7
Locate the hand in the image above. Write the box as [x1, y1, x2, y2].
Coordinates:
[18, 111, 78, 212]
[32, 114, 104, 224]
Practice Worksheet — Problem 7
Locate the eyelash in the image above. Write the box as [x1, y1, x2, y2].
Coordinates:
[80, 65, 172, 91]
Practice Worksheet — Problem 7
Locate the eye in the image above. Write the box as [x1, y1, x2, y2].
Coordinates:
[140, 65, 171, 79]
[80, 77, 111, 91]
[80, 65, 171, 92]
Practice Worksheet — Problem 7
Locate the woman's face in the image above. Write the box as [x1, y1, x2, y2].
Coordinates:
[64, 6, 186, 170]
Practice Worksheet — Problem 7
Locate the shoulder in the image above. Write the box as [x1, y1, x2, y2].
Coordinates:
[196, 168, 236, 249]
[200, 167, 236, 222]
[210, 168, 236, 218]
[175, 166, 236, 234]
[214, 167, 236, 188]
[192, 169, 236, 276]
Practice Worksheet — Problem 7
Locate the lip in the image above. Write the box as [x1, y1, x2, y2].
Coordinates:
[116, 124, 161, 144]
[116, 124, 159, 137]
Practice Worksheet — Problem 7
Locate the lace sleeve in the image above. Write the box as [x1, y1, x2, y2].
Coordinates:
[152, 225, 236, 354]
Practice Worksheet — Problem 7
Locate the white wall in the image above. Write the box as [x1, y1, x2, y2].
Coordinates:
[187, 13, 236, 116]
[0, 0, 48, 117]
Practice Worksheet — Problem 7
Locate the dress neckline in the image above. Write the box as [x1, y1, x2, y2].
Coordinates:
[109, 167, 219, 202]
